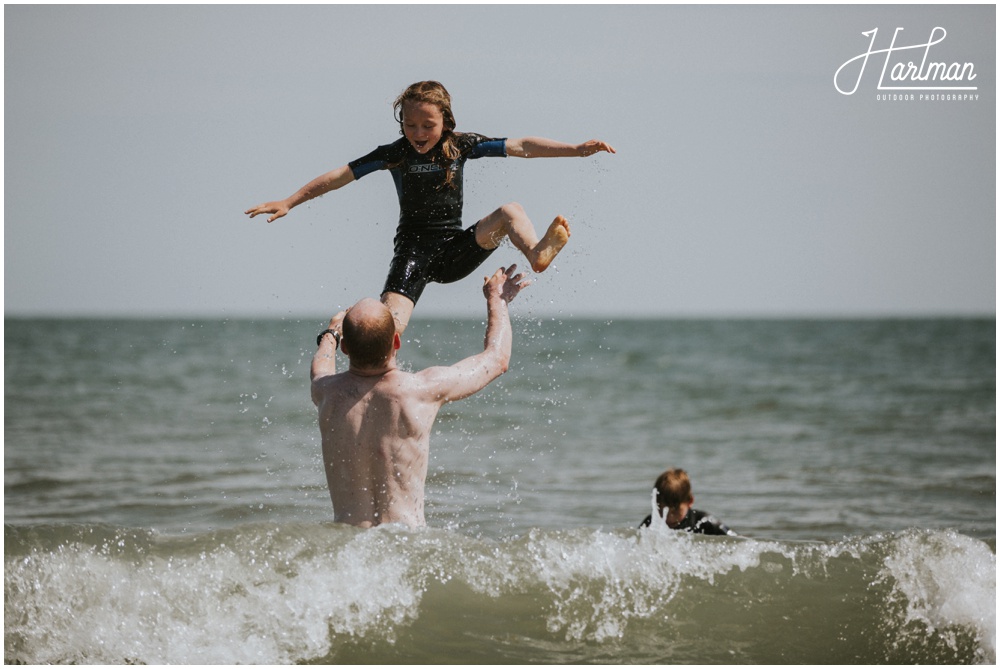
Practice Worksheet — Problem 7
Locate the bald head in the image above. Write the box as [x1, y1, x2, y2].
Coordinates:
[342, 298, 397, 369]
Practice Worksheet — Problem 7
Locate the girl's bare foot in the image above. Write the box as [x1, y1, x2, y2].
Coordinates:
[531, 216, 571, 272]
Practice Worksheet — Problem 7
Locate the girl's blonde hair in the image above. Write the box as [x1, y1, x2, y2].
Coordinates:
[393, 81, 461, 188]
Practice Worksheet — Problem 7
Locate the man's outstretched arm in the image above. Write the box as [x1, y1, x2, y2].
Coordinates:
[419, 264, 530, 403]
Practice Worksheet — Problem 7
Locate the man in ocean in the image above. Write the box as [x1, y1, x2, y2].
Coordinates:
[640, 467, 737, 536]
[310, 264, 530, 528]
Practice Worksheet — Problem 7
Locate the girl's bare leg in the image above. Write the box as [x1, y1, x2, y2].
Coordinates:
[381, 291, 415, 335]
[474, 202, 571, 273]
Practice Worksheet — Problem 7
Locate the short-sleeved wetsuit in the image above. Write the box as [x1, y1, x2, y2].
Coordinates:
[640, 509, 737, 536]
[348, 132, 507, 304]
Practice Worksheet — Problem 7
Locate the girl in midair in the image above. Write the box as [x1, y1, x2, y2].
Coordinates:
[246, 81, 615, 333]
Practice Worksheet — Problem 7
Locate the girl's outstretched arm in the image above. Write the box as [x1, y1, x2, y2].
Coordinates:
[246, 165, 356, 223]
[505, 137, 616, 159]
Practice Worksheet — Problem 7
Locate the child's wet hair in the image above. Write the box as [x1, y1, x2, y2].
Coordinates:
[393, 81, 461, 187]
[393, 81, 456, 132]
[654, 468, 692, 510]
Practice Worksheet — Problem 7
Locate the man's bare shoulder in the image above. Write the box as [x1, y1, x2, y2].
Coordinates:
[412, 365, 455, 384]
[311, 365, 465, 407]
[407, 365, 473, 402]
[312, 367, 422, 394]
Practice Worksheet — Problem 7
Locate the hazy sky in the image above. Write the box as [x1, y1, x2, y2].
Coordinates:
[4, 4, 995, 318]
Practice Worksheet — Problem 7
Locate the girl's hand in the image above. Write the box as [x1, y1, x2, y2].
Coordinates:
[577, 140, 616, 157]
[245, 200, 290, 223]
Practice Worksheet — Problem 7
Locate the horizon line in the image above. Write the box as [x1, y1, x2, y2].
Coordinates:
[5, 310, 995, 322]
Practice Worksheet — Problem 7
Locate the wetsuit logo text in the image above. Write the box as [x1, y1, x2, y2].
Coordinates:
[408, 164, 443, 174]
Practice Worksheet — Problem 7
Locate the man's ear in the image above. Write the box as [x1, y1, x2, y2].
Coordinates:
[340, 338, 350, 356]
[393, 332, 401, 350]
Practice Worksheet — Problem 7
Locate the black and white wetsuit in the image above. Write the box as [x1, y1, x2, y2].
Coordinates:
[640, 509, 737, 536]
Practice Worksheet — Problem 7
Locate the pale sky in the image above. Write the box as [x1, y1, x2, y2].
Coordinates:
[4, 4, 995, 318]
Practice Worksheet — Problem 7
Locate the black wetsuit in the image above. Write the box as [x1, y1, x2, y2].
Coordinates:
[348, 133, 507, 304]
[640, 509, 736, 536]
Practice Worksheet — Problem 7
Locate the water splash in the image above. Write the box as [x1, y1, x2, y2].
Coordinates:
[5, 522, 994, 664]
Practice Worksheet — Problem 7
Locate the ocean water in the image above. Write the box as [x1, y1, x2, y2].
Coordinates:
[4, 317, 996, 664]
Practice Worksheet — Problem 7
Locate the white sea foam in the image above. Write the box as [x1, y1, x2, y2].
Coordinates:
[881, 529, 996, 663]
[5, 523, 994, 664]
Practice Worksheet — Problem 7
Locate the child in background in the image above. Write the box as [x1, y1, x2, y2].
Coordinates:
[246, 80, 615, 333]
[640, 468, 737, 536]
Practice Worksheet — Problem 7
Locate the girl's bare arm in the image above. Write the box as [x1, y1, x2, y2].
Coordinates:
[505, 137, 616, 158]
[246, 165, 356, 223]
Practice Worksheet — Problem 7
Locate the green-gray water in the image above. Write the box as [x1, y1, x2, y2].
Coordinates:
[5, 317, 995, 663]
